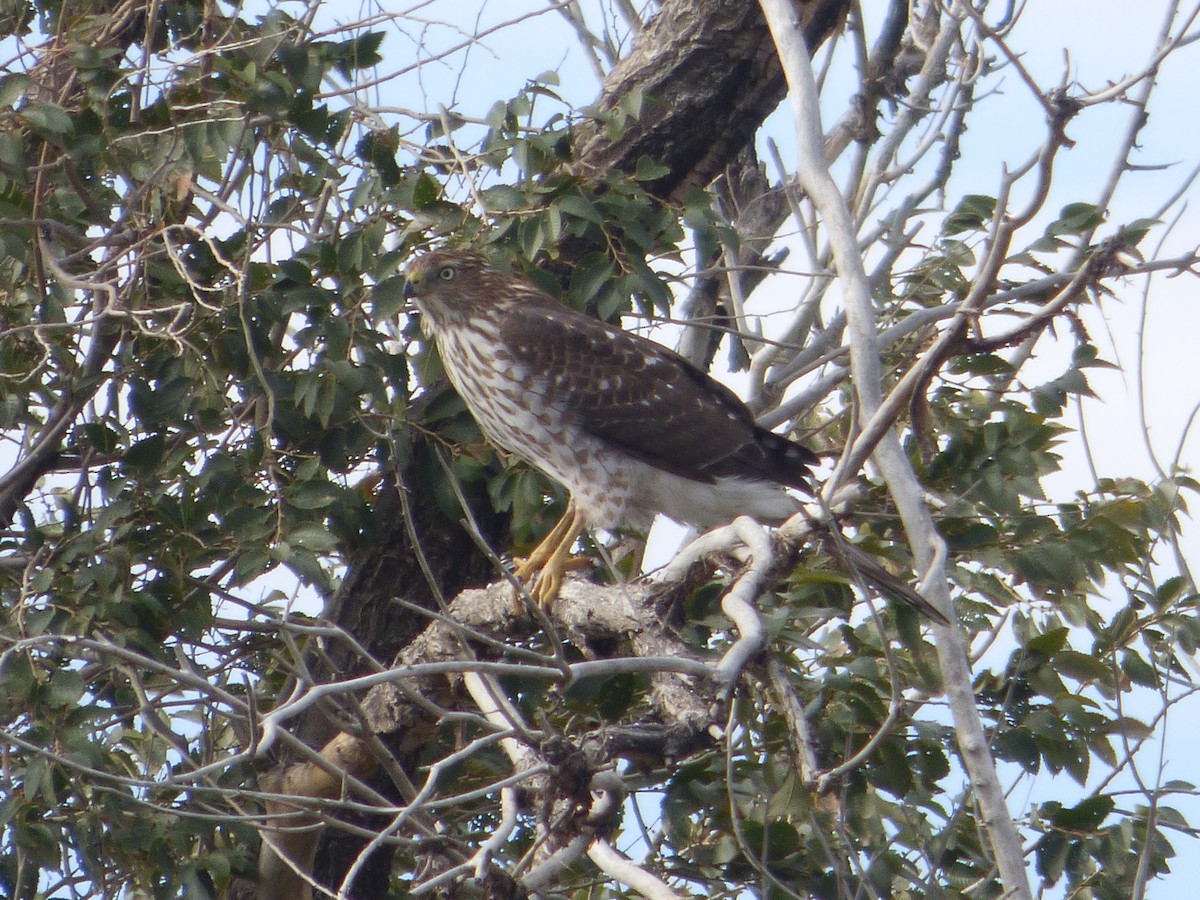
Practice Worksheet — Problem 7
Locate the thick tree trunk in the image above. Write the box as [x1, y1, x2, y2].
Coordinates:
[574, 0, 849, 204]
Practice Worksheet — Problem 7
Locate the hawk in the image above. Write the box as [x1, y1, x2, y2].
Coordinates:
[402, 249, 947, 624]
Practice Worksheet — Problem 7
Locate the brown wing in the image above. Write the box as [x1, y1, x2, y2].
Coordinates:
[496, 288, 816, 492]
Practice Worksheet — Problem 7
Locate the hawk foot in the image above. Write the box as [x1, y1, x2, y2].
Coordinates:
[511, 500, 588, 613]
[513, 554, 592, 612]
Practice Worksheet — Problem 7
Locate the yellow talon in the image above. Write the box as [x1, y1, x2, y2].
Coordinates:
[513, 500, 587, 611]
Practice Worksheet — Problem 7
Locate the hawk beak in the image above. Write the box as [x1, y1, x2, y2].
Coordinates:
[402, 277, 417, 300]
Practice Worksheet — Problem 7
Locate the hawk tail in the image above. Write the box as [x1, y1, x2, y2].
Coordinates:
[745, 428, 819, 494]
[819, 532, 951, 626]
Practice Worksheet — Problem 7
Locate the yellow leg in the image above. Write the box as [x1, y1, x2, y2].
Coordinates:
[515, 500, 586, 610]
[515, 500, 578, 581]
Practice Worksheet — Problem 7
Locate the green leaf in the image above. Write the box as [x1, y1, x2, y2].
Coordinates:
[288, 480, 344, 510]
[202, 851, 232, 884]
[286, 523, 338, 553]
[0, 72, 29, 107]
[20, 100, 73, 136]
[1053, 650, 1112, 685]
[413, 172, 440, 208]
[333, 31, 386, 78]
[372, 274, 410, 319]
[518, 214, 546, 260]
[1120, 216, 1158, 247]
[0, 653, 37, 709]
[1120, 650, 1160, 688]
[1047, 202, 1104, 236]
[123, 433, 166, 474]
[1154, 575, 1188, 608]
[47, 669, 85, 708]
[281, 546, 331, 588]
[482, 184, 527, 212]
[1050, 795, 1114, 831]
[553, 192, 603, 224]
[943, 193, 996, 234]
[618, 85, 644, 120]
[235, 549, 272, 584]
[1035, 831, 1070, 883]
[995, 727, 1042, 773]
[1026, 627, 1069, 654]
[567, 252, 614, 308]
[633, 155, 670, 182]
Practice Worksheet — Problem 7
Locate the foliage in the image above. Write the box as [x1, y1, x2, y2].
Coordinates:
[0, 2, 1197, 898]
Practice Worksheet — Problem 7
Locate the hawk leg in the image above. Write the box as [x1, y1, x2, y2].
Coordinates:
[514, 499, 586, 609]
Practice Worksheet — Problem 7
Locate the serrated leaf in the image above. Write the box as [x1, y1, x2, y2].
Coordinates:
[412, 172, 439, 208]
[123, 434, 166, 473]
[482, 184, 527, 212]
[372, 274, 410, 319]
[1054, 650, 1112, 684]
[20, 100, 73, 135]
[567, 252, 613, 308]
[287, 524, 338, 552]
[943, 193, 996, 234]
[633, 155, 670, 181]
[1026, 627, 1069, 654]
[1048, 202, 1104, 236]
[47, 669, 85, 708]
[0, 72, 29, 107]
[1035, 831, 1069, 883]
[288, 481, 343, 510]
[281, 545, 330, 586]
[1050, 794, 1114, 830]
[234, 549, 271, 584]
[334, 31, 385, 78]
[1091, 733, 1117, 768]
[554, 192, 603, 224]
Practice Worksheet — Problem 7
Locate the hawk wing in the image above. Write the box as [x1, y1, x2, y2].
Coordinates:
[497, 297, 816, 492]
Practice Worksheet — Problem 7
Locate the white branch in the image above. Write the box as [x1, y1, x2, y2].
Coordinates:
[256, 651, 716, 756]
[757, 3, 1034, 898]
[462, 671, 540, 772]
[521, 832, 594, 891]
[659, 517, 773, 690]
[713, 517, 773, 687]
[521, 772, 627, 892]
[472, 786, 520, 880]
[589, 839, 684, 900]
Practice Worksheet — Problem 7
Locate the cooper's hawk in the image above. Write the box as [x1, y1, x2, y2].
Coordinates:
[403, 249, 947, 624]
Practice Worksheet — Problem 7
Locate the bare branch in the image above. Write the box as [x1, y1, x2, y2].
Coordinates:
[758, 4, 1033, 898]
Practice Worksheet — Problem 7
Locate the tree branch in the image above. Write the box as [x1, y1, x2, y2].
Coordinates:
[758, 2, 1034, 896]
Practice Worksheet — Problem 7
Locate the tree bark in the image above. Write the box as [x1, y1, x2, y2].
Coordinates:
[573, 0, 849, 205]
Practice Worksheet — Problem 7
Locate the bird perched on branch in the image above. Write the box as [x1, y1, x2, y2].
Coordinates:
[402, 249, 948, 625]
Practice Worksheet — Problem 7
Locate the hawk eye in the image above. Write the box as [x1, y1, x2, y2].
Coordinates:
[438, 266, 456, 282]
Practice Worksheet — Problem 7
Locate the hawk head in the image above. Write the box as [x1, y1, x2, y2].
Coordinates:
[403, 250, 503, 333]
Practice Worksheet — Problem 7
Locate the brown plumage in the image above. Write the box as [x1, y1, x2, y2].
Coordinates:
[402, 249, 947, 625]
